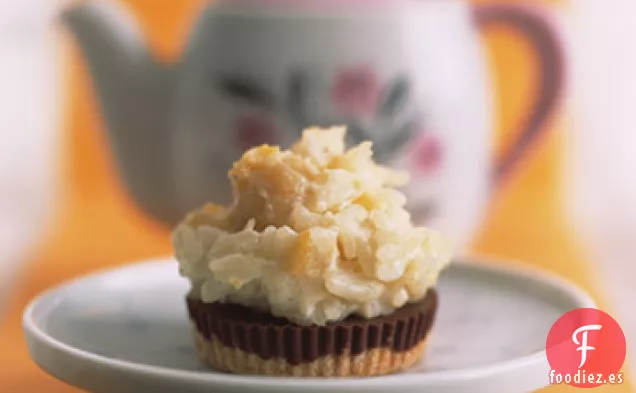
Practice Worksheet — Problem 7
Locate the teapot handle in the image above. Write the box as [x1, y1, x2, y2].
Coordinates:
[474, 4, 565, 186]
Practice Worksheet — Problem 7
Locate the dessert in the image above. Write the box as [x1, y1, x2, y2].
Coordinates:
[172, 126, 452, 377]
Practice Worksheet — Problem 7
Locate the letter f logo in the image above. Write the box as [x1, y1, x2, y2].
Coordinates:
[572, 324, 602, 369]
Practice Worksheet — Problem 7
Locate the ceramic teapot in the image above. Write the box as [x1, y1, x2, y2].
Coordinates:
[61, 0, 563, 249]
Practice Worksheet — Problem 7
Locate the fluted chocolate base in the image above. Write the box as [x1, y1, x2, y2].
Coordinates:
[186, 289, 438, 377]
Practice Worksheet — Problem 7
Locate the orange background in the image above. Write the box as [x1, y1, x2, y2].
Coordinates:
[0, 0, 632, 391]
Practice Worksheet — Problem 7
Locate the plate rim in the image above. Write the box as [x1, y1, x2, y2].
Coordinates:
[22, 256, 597, 389]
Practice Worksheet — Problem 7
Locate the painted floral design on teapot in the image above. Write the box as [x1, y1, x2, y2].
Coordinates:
[216, 65, 444, 177]
[286, 65, 434, 165]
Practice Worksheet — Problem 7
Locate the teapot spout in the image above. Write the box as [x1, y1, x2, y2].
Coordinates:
[61, 1, 180, 226]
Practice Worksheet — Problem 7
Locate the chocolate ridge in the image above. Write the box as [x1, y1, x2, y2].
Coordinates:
[187, 289, 437, 366]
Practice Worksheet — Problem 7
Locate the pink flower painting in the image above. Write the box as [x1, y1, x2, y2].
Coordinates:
[234, 114, 277, 151]
[331, 65, 380, 117]
[409, 133, 444, 175]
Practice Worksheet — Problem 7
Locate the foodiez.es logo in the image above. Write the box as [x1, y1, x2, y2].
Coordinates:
[546, 308, 627, 388]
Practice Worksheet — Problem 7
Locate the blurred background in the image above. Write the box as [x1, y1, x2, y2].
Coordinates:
[0, 0, 634, 391]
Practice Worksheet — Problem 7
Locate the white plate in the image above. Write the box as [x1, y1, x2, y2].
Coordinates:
[23, 257, 596, 393]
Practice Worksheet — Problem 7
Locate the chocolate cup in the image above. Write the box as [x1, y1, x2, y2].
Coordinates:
[186, 289, 438, 376]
